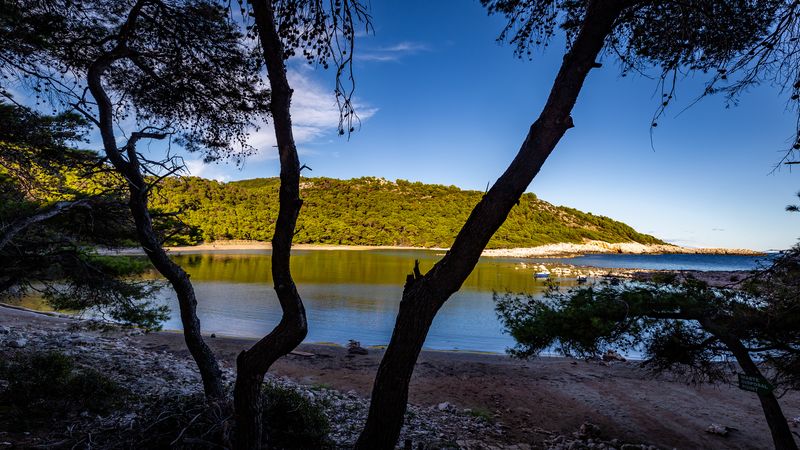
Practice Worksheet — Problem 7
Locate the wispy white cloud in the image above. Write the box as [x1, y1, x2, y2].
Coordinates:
[382, 42, 429, 52]
[186, 67, 377, 175]
[244, 68, 377, 161]
[185, 159, 231, 182]
[356, 41, 430, 62]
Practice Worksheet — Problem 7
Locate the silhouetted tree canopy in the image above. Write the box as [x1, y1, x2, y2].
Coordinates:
[236, 0, 371, 134]
[0, 102, 166, 329]
[483, 0, 800, 164]
[0, 0, 270, 164]
[496, 272, 799, 388]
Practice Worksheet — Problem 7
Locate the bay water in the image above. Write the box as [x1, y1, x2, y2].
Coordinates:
[150, 250, 770, 354]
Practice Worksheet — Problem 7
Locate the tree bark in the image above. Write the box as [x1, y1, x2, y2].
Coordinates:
[86, 29, 224, 400]
[355, 1, 629, 448]
[126, 183, 225, 400]
[233, 1, 308, 448]
[0, 199, 89, 251]
[708, 322, 798, 450]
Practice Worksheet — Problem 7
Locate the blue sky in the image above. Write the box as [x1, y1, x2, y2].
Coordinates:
[191, 0, 796, 251]
[19, 0, 797, 251]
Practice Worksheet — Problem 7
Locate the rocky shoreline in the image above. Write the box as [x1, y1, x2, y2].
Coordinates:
[508, 262, 749, 288]
[481, 241, 764, 258]
[99, 239, 763, 258]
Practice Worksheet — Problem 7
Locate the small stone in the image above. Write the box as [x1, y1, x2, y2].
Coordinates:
[602, 350, 626, 362]
[6, 338, 27, 348]
[705, 424, 730, 436]
[0, 326, 10, 335]
[210, 333, 216, 338]
[577, 422, 601, 439]
[437, 401, 451, 411]
[347, 346, 368, 355]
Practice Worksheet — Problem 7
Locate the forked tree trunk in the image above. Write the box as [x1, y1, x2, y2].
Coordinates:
[355, 1, 630, 448]
[712, 326, 798, 450]
[233, 1, 308, 448]
[87, 48, 224, 400]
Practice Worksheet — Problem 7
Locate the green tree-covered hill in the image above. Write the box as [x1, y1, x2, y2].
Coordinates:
[151, 176, 664, 248]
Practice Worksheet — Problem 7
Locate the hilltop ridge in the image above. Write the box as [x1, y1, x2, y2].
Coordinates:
[151, 176, 666, 249]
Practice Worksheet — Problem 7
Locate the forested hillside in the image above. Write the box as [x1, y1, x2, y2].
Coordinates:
[150, 176, 663, 249]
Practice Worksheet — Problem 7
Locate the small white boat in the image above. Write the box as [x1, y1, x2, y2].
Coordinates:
[534, 272, 550, 279]
[576, 275, 588, 283]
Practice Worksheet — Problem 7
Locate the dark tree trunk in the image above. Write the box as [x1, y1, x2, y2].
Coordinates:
[127, 184, 225, 400]
[711, 326, 798, 450]
[355, 1, 629, 448]
[233, 1, 308, 448]
[86, 42, 224, 400]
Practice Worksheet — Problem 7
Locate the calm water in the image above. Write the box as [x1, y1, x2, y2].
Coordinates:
[527, 253, 773, 272]
[148, 250, 770, 354]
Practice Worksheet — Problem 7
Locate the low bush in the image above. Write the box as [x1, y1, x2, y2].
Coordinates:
[466, 406, 495, 423]
[261, 382, 331, 449]
[0, 351, 125, 429]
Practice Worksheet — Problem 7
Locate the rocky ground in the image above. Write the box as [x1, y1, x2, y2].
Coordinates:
[2, 306, 798, 449]
[505, 261, 748, 287]
[0, 313, 497, 448]
[0, 307, 665, 449]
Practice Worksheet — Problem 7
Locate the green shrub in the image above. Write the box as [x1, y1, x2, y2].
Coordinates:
[261, 382, 330, 449]
[86, 254, 152, 276]
[0, 351, 73, 408]
[650, 272, 678, 284]
[0, 351, 125, 427]
[466, 406, 495, 423]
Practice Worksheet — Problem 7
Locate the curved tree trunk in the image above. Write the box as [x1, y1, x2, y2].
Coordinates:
[355, 1, 629, 448]
[127, 184, 225, 400]
[710, 324, 798, 450]
[233, 1, 308, 448]
[86, 32, 224, 400]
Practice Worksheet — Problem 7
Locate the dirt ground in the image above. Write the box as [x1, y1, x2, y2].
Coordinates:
[2, 306, 798, 449]
[132, 332, 800, 449]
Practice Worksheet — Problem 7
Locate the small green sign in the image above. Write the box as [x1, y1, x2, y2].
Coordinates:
[738, 373, 774, 394]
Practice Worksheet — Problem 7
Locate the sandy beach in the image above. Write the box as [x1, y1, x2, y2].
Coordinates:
[101, 240, 764, 258]
[2, 305, 797, 449]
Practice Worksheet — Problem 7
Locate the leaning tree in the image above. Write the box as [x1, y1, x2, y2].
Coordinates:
[0, 0, 270, 399]
[0, 101, 168, 329]
[233, 0, 370, 447]
[494, 250, 800, 449]
[355, 1, 800, 448]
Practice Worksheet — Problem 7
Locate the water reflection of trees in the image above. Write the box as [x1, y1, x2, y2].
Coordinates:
[156, 250, 560, 292]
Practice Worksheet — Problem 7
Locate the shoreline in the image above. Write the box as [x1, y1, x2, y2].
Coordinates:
[0, 302, 506, 356]
[103, 239, 765, 257]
